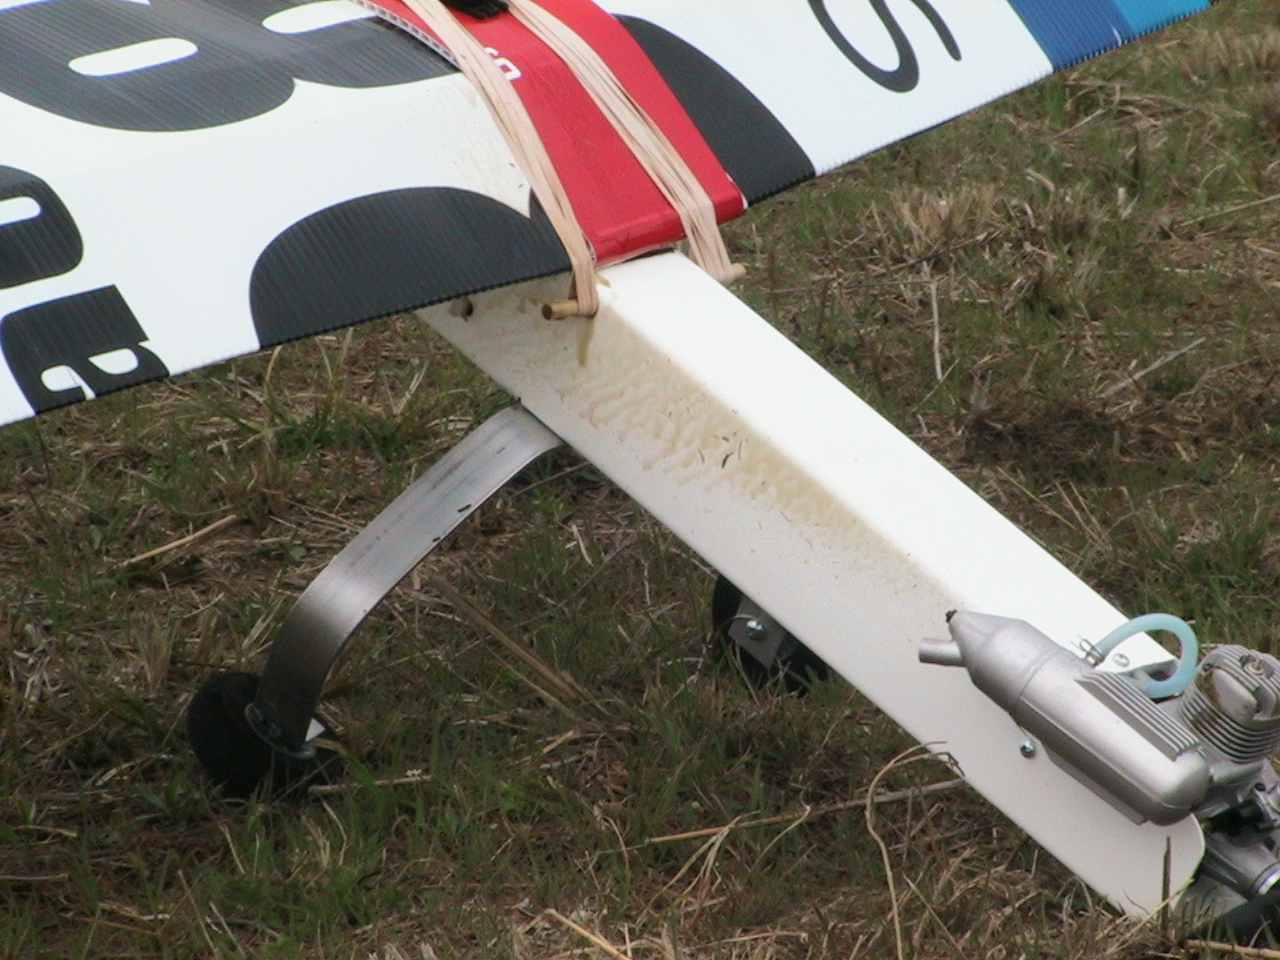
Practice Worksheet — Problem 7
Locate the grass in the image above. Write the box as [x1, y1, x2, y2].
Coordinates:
[2, 2, 1279, 956]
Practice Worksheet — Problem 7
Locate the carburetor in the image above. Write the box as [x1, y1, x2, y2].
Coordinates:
[921, 612, 1280, 912]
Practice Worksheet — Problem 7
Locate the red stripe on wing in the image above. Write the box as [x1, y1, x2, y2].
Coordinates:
[366, 0, 745, 265]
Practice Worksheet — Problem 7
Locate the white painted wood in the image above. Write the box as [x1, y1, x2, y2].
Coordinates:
[418, 251, 1204, 915]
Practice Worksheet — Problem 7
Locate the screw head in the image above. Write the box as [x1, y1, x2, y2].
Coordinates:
[1244, 655, 1268, 677]
[743, 618, 768, 642]
[1019, 739, 1037, 759]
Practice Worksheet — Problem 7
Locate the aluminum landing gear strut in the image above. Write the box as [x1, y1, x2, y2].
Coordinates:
[186, 405, 562, 797]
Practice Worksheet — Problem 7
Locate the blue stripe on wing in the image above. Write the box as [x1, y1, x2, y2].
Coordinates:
[1007, 0, 1210, 70]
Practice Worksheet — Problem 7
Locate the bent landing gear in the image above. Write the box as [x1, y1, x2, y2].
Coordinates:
[185, 405, 562, 798]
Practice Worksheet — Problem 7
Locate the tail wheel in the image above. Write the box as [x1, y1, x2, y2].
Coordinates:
[711, 576, 830, 694]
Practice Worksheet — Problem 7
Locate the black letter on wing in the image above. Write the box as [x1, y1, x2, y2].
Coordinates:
[809, 0, 960, 93]
[1, 287, 169, 412]
[0, 0, 450, 132]
[0, 167, 83, 289]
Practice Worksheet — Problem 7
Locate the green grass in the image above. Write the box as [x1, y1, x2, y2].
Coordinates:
[3, 2, 1280, 956]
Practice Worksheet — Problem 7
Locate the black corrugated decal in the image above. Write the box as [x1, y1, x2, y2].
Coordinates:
[0, 166, 83, 290]
[0, 0, 452, 132]
[1, 287, 169, 413]
[618, 16, 814, 204]
[250, 187, 570, 347]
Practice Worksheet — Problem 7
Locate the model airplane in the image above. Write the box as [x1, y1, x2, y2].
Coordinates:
[5, 0, 1276, 943]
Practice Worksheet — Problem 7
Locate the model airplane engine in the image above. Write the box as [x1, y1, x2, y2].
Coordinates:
[1179, 646, 1280, 782]
[1178, 646, 1280, 900]
[922, 613, 1280, 905]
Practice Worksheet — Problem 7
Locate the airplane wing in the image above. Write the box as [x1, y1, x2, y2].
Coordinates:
[0, 0, 1208, 428]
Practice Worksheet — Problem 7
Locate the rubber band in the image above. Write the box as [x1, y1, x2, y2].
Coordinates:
[379, 0, 740, 318]
[505, 0, 738, 285]
[400, 0, 601, 316]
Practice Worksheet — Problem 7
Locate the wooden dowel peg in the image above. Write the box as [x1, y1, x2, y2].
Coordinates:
[542, 299, 582, 320]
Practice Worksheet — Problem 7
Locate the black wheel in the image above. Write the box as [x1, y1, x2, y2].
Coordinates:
[186, 671, 341, 800]
[711, 575, 830, 695]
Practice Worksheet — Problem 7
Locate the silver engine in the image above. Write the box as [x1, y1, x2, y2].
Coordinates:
[921, 613, 1280, 911]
